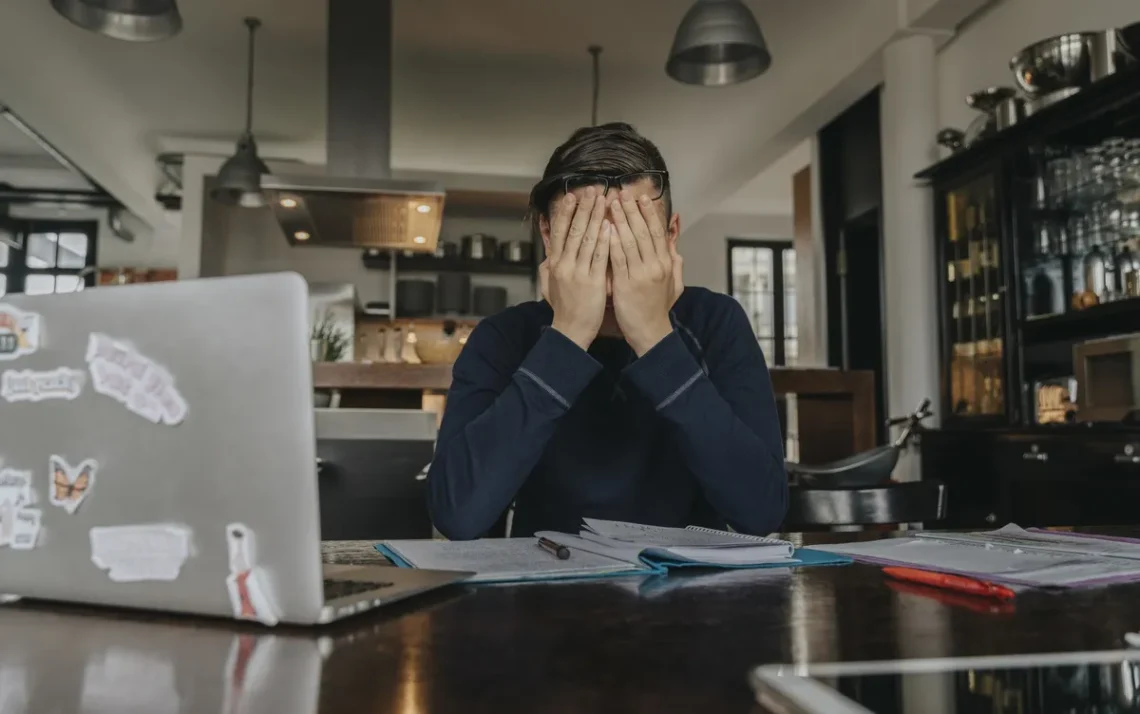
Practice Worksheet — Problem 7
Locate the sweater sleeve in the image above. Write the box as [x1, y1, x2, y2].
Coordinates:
[427, 321, 602, 540]
[622, 300, 788, 534]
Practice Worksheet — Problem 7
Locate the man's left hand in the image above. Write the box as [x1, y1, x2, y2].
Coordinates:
[609, 190, 683, 357]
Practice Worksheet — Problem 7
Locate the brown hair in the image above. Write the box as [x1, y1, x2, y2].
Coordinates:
[527, 122, 671, 241]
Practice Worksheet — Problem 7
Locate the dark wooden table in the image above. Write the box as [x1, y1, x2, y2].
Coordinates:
[5, 530, 1140, 713]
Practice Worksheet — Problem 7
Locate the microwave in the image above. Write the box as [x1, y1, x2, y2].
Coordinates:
[1074, 333, 1140, 422]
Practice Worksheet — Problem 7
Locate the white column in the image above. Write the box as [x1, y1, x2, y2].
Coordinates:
[880, 34, 940, 482]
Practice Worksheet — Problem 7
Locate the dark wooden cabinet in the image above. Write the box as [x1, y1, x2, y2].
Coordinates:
[923, 428, 1140, 527]
[917, 67, 1140, 527]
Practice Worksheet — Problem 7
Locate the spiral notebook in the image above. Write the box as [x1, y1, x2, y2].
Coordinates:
[376, 518, 850, 584]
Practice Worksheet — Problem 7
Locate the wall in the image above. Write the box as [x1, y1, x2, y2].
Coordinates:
[937, 0, 1140, 131]
[7, 205, 179, 270]
[678, 213, 794, 294]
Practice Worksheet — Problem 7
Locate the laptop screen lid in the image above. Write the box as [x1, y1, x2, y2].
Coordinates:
[0, 272, 324, 622]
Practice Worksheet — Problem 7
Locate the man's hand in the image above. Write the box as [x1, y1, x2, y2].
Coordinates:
[609, 190, 683, 356]
[541, 187, 611, 351]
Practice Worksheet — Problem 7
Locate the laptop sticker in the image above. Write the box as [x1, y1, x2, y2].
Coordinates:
[0, 469, 33, 547]
[9, 508, 42, 550]
[225, 523, 281, 626]
[90, 524, 193, 582]
[86, 333, 188, 426]
[0, 367, 85, 402]
[0, 305, 41, 361]
[49, 455, 97, 515]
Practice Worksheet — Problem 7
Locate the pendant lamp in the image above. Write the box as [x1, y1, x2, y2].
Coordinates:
[212, 17, 270, 208]
[50, 0, 181, 42]
[666, 0, 771, 87]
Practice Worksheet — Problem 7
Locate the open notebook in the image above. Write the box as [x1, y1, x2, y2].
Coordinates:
[376, 518, 850, 584]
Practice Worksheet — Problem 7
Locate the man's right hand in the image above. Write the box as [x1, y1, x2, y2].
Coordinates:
[540, 187, 611, 351]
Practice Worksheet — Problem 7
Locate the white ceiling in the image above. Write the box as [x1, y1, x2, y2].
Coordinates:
[0, 0, 986, 228]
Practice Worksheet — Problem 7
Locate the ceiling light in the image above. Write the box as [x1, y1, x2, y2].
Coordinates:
[211, 18, 269, 208]
[294, 231, 310, 241]
[666, 0, 771, 87]
[280, 197, 298, 209]
[416, 204, 431, 213]
[50, 0, 182, 42]
[413, 235, 426, 244]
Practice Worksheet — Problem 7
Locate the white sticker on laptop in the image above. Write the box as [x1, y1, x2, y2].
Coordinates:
[0, 469, 32, 509]
[86, 333, 188, 426]
[90, 524, 193, 582]
[225, 523, 280, 626]
[0, 367, 85, 402]
[48, 456, 96, 515]
[0, 305, 41, 360]
[9, 508, 42, 550]
[0, 469, 35, 548]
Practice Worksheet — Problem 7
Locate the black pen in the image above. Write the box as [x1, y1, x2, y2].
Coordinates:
[537, 536, 571, 560]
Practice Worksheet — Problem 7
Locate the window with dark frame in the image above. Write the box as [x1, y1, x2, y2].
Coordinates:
[0, 220, 98, 297]
[726, 238, 797, 366]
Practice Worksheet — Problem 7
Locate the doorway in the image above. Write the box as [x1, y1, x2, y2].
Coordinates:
[841, 209, 886, 443]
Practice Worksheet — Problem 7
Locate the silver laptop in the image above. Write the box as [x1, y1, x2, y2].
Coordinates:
[0, 272, 469, 624]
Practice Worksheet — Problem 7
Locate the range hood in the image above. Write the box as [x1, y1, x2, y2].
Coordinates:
[263, 0, 444, 251]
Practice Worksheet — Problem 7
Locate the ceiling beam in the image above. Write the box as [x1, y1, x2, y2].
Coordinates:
[0, 3, 169, 231]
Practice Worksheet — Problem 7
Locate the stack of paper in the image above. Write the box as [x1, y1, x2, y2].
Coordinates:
[377, 518, 849, 585]
[816, 524, 1140, 588]
[570, 518, 795, 566]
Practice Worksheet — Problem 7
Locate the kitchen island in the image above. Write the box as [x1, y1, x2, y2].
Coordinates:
[314, 363, 878, 463]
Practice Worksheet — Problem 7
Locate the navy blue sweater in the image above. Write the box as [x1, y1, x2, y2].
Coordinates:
[426, 287, 788, 540]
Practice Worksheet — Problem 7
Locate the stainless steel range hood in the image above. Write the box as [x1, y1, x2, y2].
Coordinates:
[263, 0, 444, 251]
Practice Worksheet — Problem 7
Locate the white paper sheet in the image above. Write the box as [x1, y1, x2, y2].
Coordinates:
[581, 518, 789, 550]
[381, 538, 652, 583]
[90, 524, 192, 582]
[817, 536, 1140, 587]
[915, 525, 1140, 561]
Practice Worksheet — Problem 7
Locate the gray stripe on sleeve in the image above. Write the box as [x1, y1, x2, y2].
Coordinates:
[656, 369, 704, 411]
[517, 367, 571, 409]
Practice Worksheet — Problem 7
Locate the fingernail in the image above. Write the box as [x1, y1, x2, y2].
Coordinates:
[639, 195, 650, 205]
[564, 193, 576, 206]
[602, 221, 611, 236]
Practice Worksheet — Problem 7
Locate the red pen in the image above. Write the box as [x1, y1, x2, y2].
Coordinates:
[882, 567, 1016, 600]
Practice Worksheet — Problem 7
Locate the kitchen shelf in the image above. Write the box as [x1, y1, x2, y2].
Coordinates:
[915, 65, 1140, 183]
[1022, 296, 1140, 345]
[361, 251, 535, 277]
[313, 362, 453, 391]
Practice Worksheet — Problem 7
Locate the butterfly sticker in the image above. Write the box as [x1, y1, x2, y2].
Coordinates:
[49, 456, 97, 515]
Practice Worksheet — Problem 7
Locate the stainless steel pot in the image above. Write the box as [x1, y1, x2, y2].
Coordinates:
[499, 241, 533, 263]
[1010, 33, 1096, 97]
[462, 234, 498, 260]
[995, 96, 1025, 130]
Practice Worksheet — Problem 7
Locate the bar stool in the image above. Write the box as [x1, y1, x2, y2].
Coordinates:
[783, 480, 947, 531]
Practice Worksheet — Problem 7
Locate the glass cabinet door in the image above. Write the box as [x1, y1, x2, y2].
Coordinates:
[944, 175, 1005, 418]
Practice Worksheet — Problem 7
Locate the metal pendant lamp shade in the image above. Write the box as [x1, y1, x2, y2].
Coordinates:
[666, 0, 771, 87]
[214, 134, 270, 208]
[50, 0, 182, 42]
[212, 17, 268, 208]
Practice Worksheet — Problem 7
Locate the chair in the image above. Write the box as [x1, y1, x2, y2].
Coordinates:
[783, 480, 947, 530]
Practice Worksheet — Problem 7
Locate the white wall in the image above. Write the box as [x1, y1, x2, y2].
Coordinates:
[937, 0, 1140, 131]
[679, 213, 793, 294]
